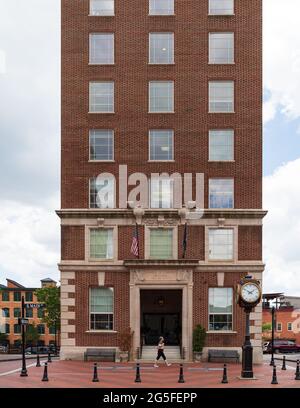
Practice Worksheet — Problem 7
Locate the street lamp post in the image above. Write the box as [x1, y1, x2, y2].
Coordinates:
[20, 296, 28, 377]
[270, 306, 275, 366]
[241, 306, 254, 378]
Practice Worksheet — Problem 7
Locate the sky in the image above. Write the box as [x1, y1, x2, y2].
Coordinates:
[0, 0, 300, 294]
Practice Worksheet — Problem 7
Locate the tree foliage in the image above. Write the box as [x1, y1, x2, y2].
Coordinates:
[25, 324, 40, 345]
[35, 286, 60, 330]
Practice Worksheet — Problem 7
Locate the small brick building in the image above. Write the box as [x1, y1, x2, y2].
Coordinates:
[58, 0, 266, 362]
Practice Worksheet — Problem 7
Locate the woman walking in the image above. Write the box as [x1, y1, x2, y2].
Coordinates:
[154, 336, 172, 367]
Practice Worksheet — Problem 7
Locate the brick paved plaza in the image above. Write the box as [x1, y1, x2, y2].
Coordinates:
[0, 360, 300, 388]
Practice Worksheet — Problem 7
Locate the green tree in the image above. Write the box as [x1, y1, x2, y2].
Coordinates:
[0, 332, 8, 345]
[193, 324, 207, 353]
[35, 286, 60, 331]
[25, 324, 40, 346]
[262, 323, 272, 332]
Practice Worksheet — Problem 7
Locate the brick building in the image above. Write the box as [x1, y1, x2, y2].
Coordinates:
[0, 278, 57, 349]
[58, 0, 266, 362]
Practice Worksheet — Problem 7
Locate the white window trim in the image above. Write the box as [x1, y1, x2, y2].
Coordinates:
[205, 226, 237, 263]
[208, 287, 234, 332]
[208, 32, 235, 65]
[208, 178, 234, 209]
[89, 287, 115, 332]
[148, 81, 175, 113]
[148, 129, 174, 161]
[149, 0, 175, 16]
[208, 129, 235, 162]
[89, 0, 115, 16]
[89, 33, 115, 65]
[208, 81, 235, 114]
[208, 0, 234, 16]
[276, 323, 282, 332]
[148, 32, 175, 65]
[89, 129, 115, 162]
[287, 323, 293, 331]
[86, 225, 118, 262]
[145, 226, 178, 260]
[89, 176, 116, 209]
[89, 81, 115, 114]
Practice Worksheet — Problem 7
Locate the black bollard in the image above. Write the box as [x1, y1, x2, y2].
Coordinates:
[47, 352, 52, 363]
[271, 364, 278, 385]
[36, 354, 41, 368]
[295, 360, 300, 380]
[281, 356, 286, 371]
[135, 363, 142, 383]
[221, 364, 228, 384]
[178, 363, 185, 383]
[42, 363, 49, 382]
[92, 363, 99, 382]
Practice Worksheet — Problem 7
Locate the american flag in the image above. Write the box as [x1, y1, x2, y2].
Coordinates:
[131, 223, 140, 258]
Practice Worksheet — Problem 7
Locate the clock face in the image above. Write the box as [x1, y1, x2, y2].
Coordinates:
[241, 283, 260, 304]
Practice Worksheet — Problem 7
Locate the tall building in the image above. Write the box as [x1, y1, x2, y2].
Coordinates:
[59, 0, 266, 362]
[0, 278, 57, 348]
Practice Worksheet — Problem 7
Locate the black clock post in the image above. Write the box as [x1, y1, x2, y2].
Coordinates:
[241, 305, 254, 379]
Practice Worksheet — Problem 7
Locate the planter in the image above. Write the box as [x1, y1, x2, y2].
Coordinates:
[119, 351, 129, 362]
[193, 351, 203, 362]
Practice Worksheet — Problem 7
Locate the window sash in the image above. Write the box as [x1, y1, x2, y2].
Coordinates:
[150, 178, 173, 208]
[14, 308, 21, 318]
[89, 82, 114, 113]
[90, 0, 114, 16]
[209, 178, 234, 209]
[90, 287, 114, 330]
[14, 324, 21, 334]
[209, 81, 234, 113]
[90, 228, 114, 259]
[150, 229, 173, 259]
[25, 292, 33, 302]
[37, 325, 45, 334]
[149, 130, 174, 161]
[90, 130, 114, 161]
[14, 292, 21, 301]
[209, 33, 234, 64]
[2, 292, 9, 301]
[2, 308, 10, 318]
[90, 177, 115, 208]
[208, 228, 234, 260]
[209, 0, 234, 15]
[149, 0, 174, 15]
[89, 33, 114, 64]
[149, 33, 174, 64]
[149, 81, 174, 112]
[209, 130, 234, 161]
[209, 288, 233, 330]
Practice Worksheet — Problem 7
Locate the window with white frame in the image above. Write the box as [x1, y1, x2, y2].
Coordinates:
[209, 288, 233, 331]
[277, 322, 282, 331]
[209, 0, 234, 15]
[90, 228, 114, 259]
[209, 81, 234, 113]
[89, 33, 114, 64]
[89, 81, 114, 113]
[149, 0, 174, 15]
[209, 178, 234, 209]
[150, 228, 174, 259]
[209, 33, 234, 64]
[287, 322, 292, 331]
[208, 228, 234, 260]
[90, 287, 114, 330]
[90, 0, 114, 16]
[149, 81, 174, 112]
[149, 130, 173, 161]
[90, 176, 115, 208]
[150, 177, 173, 208]
[90, 130, 114, 161]
[149, 33, 174, 64]
[209, 130, 234, 161]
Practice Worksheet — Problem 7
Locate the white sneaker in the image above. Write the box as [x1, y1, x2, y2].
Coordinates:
[154, 364, 159, 368]
[167, 363, 172, 367]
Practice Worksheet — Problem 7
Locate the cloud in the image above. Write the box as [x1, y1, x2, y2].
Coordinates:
[264, 0, 300, 123]
[263, 158, 300, 295]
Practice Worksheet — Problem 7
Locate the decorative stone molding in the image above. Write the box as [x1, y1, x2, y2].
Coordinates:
[96, 218, 105, 226]
[133, 207, 145, 224]
[217, 218, 226, 227]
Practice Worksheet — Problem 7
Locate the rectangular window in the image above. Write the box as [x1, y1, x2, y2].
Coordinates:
[37, 324, 45, 335]
[14, 292, 21, 302]
[149, 81, 174, 113]
[5, 324, 10, 334]
[208, 228, 234, 260]
[277, 323, 282, 332]
[2, 308, 9, 318]
[209, 288, 233, 331]
[150, 229, 173, 259]
[209, 33, 234, 64]
[90, 228, 114, 259]
[149, 130, 173, 161]
[89, 81, 114, 113]
[209, 130, 234, 161]
[90, 0, 114, 16]
[25, 308, 33, 318]
[89, 33, 114, 64]
[209, 178, 234, 209]
[287, 322, 292, 331]
[25, 292, 33, 302]
[149, 33, 174, 64]
[150, 178, 173, 208]
[90, 177, 115, 208]
[14, 308, 21, 318]
[209, 81, 234, 113]
[38, 308, 45, 319]
[49, 326, 56, 335]
[90, 287, 114, 330]
[90, 130, 114, 161]
[209, 0, 234, 15]
[149, 0, 174, 15]
[14, 324, 21, 334]
[1, 291, 9, 301]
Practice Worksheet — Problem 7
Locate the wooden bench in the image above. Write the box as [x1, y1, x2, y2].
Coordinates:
[208, 349, 240, 363]
[84, 348, 116, 362]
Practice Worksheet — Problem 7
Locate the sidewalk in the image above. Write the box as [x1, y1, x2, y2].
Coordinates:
[0, 360, 300, 388]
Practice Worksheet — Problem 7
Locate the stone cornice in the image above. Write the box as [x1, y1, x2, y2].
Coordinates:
[56, 209, 268, 220]
[124, 259, 199, 268]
